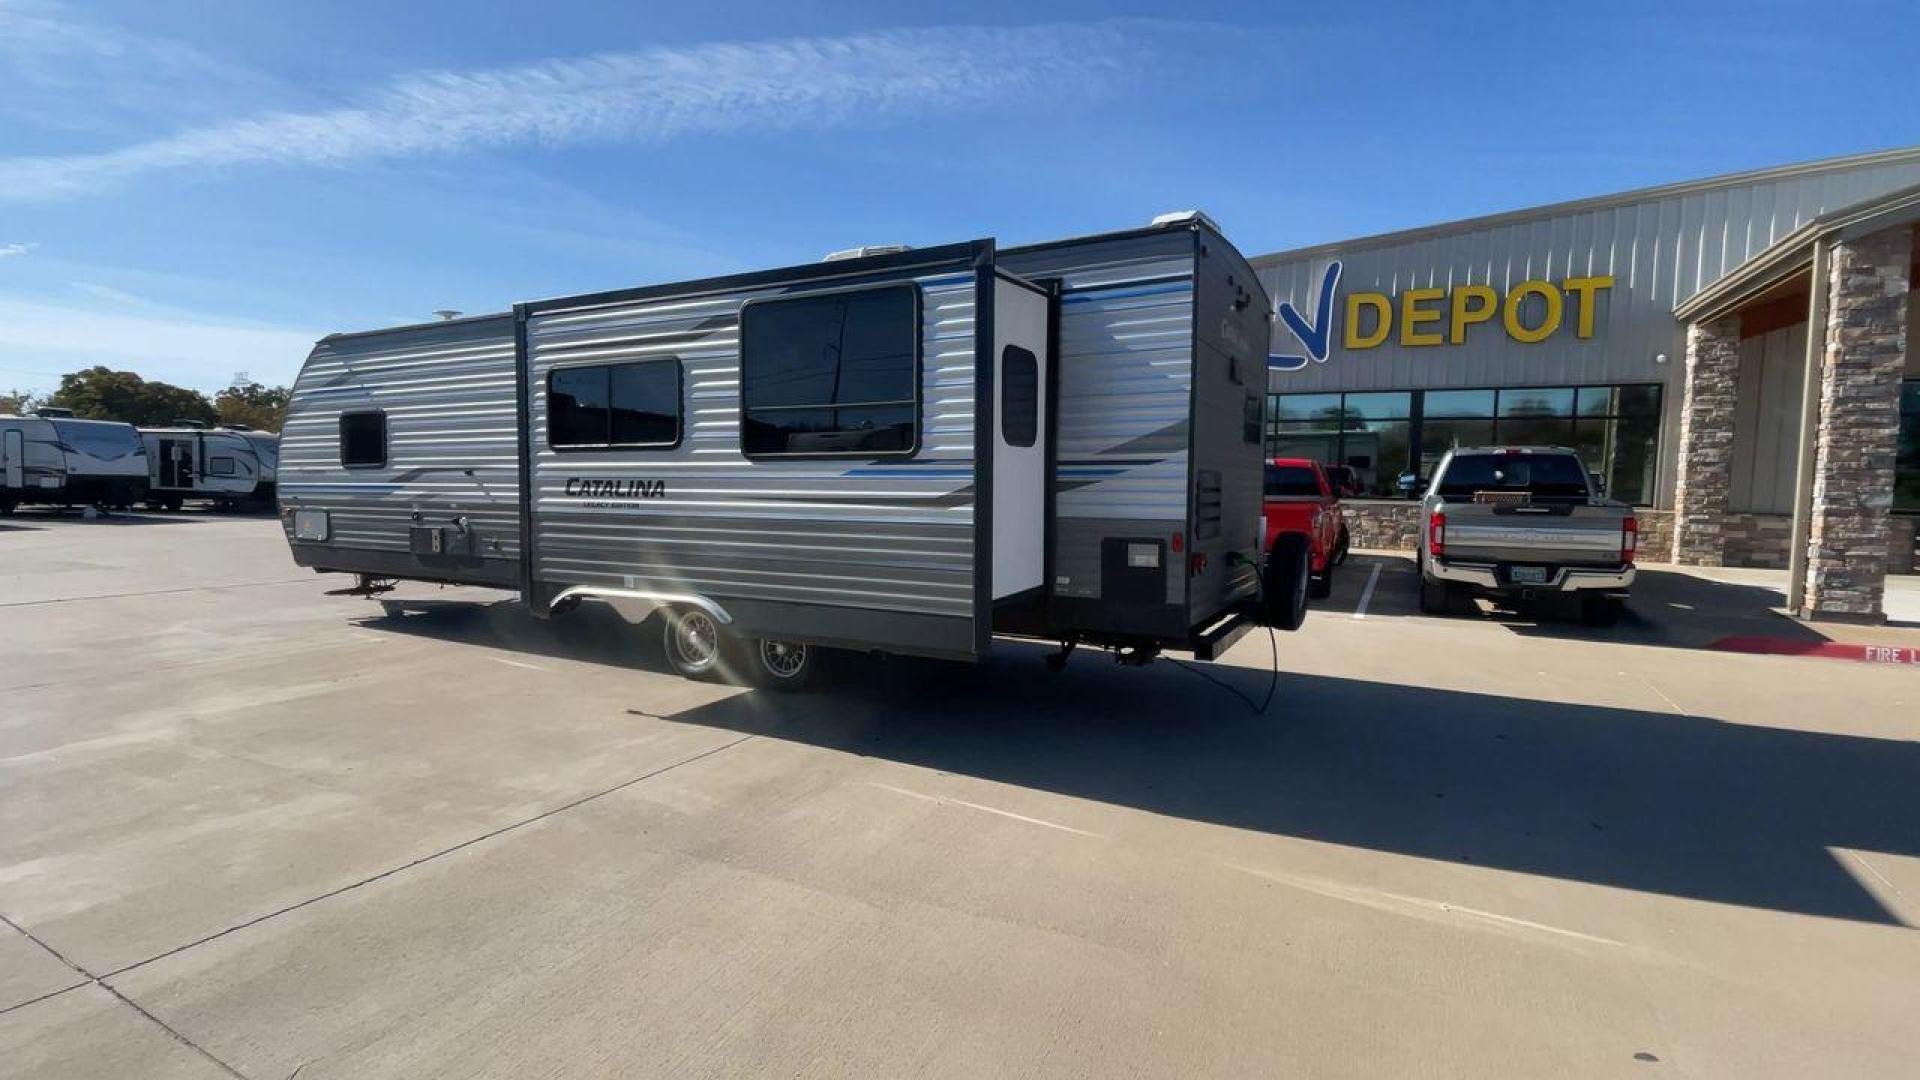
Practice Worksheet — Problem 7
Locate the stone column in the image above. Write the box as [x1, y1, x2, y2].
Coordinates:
[1671, 316, 1742, 564]
[1805, 224, 1913, 619]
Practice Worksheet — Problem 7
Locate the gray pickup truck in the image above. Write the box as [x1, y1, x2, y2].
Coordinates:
[1415, 447, 1637, 626]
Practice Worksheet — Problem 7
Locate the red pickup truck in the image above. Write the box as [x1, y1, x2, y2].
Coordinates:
[1264, 458, 1349, 599]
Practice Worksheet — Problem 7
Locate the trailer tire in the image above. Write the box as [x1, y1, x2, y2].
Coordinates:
[749, 638, 818, 691]
[1263, 534, 1310, 631]
[0, 497, 14, 516]
[661, 606, 730, 681]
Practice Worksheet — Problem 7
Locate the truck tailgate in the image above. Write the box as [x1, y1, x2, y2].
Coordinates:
[1441, 503, 1625, 565]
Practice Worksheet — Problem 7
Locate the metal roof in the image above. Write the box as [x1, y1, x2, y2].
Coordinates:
[1673, 181, 1920, 322]
[1251, 145, 1920, 266]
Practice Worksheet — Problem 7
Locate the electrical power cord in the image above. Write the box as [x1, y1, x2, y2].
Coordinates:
[1167, 621, 1279, 714]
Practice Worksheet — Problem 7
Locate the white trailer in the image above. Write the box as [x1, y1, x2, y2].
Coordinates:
[0, 412, 149, 513]
[279, 214, 1305, 687]
[141, 424, 279, 510]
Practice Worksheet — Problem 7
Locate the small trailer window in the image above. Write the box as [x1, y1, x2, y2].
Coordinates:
[206, 456, 236, 476]
[1001, 345, 1038, 448]
[740, 284, 918, 456]
[339, 412, 387, 468]
[548, 359, 681, 449]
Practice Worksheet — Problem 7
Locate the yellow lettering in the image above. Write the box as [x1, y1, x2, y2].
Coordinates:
[1503, 280, 1563, 343]
[1449, 285, 1498, 345]
[1562, 275, 1614, 338]
[1399, 288, 1444, 346]
[1344, 292, 1391, 349]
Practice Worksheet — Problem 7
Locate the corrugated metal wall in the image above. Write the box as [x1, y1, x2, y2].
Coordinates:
[1730, 322, 1808, 514]
[1256, 148, 1920, 506]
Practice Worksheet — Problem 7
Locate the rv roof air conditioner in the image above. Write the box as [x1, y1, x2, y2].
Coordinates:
[1150, 209, 1222, 233]
[822, 244, 912, 262]
[29, 406, 75, 418]
[173, 419, 208, 429]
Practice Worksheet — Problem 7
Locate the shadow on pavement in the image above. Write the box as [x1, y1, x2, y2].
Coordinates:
[1330, 554, 1834, 652]
[359, 595, 1916, 925]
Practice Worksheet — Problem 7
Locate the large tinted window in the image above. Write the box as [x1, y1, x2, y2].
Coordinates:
[340, 412, 386, 467]
[1897, 379, 1920, 512]
[1437, 453, 1590, 500]
[741, 285, 918, 456]
[549, 360, 680, 449]
[1001, 345, 1038, 448]
[1264, 465, 1322, 498]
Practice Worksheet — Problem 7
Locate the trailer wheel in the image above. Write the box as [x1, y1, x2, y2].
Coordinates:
[661, 607, 729, 681]
[0, 497, 14, 516]
[750, 638, 818, 691]
[1263, 534, 1310, 631]
[164, 495, 184, 511]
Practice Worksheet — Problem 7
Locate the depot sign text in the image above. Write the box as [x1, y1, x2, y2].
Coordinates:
[1344, 275, 1614, 348]
[1269, 261, 1617, 372]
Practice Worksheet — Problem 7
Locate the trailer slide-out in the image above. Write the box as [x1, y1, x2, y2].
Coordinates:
[279, 213, 1307, 688]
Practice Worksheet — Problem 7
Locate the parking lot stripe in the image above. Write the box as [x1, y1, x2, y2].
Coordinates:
[870, 782, 1105, 838]
[1353, 563, 1382, 620]
[1224, 863, 1631, 951]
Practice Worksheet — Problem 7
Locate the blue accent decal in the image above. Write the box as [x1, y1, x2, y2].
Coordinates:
[1270, 260, 1342, 373]
[1059, 282, 1190, 305]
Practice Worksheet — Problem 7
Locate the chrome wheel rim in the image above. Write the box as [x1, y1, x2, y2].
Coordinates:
[669, 610, 720, 672]
[759, 639, 808, 679]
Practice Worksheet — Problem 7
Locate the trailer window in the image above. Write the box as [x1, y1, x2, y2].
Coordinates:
[1001, 345, 1037, 448]
[339, 412, 386, 468]
[740, 284, 918, 456]
[206, 456, 236, 476]
[548, 359, 681, 449]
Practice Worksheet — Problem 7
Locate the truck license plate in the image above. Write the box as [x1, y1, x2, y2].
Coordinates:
[1510, 565, 1549, 585]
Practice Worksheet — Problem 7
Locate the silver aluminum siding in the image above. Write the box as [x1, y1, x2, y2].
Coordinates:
[279, 315, 522, 563]
[1001, 231, 1196, 604]
[524, 268, 979, 623]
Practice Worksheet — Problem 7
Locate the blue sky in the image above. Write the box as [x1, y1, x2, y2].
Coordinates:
[1, 0, 1914, 395]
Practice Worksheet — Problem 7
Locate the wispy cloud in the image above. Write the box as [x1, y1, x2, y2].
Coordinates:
[0, 0, 285, 137]
[0, 21, 1158, 202]
[0, 242, 36, 257]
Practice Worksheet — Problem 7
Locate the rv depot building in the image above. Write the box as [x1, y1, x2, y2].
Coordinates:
[1256, 146, 1920, 622]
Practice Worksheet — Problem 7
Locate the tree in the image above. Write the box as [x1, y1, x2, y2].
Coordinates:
[214, 383, 291, 432]
[45, 367, 217, 427]
[1, 388, 40, 415]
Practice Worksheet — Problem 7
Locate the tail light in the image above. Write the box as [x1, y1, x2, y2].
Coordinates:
[1621, 515, 1638, 565]
[1428, 510, 1446, 558]
[1170, 530, 1185, 554]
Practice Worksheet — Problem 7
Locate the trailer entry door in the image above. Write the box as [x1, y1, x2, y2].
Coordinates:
[990, 276, 1049, 600]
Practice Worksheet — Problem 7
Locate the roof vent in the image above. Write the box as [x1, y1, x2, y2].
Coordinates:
[1150, 209, 1221, 233]
[172, 419, 208, 429]
[823, 244, 912, 263]
[29, 406, 74, 418]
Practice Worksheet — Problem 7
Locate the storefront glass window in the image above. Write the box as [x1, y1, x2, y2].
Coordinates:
[1896, 379, 1920, 512]
[1268, 383, 1663, 504]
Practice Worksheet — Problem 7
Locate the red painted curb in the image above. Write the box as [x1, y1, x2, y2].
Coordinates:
[1709, 636, 1920, 665]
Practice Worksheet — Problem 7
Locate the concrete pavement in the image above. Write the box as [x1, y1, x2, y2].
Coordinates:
[2, 511, 1917, 1077]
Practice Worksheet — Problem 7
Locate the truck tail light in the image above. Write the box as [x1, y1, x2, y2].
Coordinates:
[1428, 510, 1446, 559]
[1621, 515, 1638, 565]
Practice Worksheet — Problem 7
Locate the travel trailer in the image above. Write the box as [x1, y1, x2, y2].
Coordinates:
[0, 412, 149, 513]
[141, 424, 280, 510]
[279, 214, 1305, 687]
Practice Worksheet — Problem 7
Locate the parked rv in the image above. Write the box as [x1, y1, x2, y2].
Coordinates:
[0, 412, 149, 513]
[279, 214, 1300, 687]
[140, 423, 280, 510]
